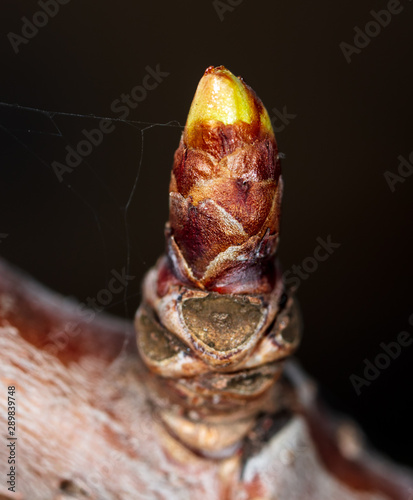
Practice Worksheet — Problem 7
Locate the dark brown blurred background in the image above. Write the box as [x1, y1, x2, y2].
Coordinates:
[1, 0, 412, 467]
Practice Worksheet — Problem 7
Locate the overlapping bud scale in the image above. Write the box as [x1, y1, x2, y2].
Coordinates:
[166, 66, 282, 294]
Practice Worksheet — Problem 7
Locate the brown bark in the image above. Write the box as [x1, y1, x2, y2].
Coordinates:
[0, 259, 412, 499]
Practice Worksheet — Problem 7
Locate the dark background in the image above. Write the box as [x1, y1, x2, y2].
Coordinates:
[1, 0, 412, 467]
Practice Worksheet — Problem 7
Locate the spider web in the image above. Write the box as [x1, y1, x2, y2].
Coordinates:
[0, 101, 183, 359]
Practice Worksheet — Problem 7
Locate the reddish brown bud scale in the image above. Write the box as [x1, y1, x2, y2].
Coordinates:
[166, 65, 282, 293]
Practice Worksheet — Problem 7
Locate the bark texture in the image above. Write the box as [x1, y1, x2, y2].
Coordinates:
[0, 260, 412, 500]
